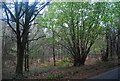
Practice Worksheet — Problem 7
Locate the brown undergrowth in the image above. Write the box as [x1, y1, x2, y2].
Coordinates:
[29, 59, 119, 79]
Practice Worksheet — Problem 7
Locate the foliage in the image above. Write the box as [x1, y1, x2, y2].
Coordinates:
[40, 68, 52, 73]
[101, 61, 118, 68]
[91, 39, 106, 54]
[29, 67, 52, 77]
[59, 60, 72, 66]
[3, 1, 120, 77]
[38, 2, 110, 66]
[67, 70, 79, 76]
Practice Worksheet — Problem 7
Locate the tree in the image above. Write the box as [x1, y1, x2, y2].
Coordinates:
[36, 10, 58, 66]
[2, 0, 50, 75]
[101, 3, 118, 61]
[37, 2, 104, 66]
[115, 2, 120, 65]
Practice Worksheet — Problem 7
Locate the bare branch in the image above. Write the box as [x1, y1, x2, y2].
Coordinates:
[29, 1, 50, 23]
[3, 2, 16, 21]
[2, 18, 24, 27]
[28, 35, 46, 42]
[4, 8, 17, 35]
[18, 2, 23, 16]
[57, 42, 70, 51]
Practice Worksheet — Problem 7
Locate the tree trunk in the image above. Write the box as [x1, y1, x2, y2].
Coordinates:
[52, 26, 56, 66]
[102, 31, 109, 61]
[16, 26, 28, 75]
[110, 37, 113, 59]
[73, 52, 87, 66]
[24, 53, 29, 72]
[73, 56, 86, 66]
[53, 44, 56, 66]
[117, 34, 120, 65]
[16, 19, 25, 75]
[102, 44, 109, 61]
[24, 51, 27, 71]
[16, 41, 24, 75]
[26, 54, 29, 72]
[24, 38, 29, 72]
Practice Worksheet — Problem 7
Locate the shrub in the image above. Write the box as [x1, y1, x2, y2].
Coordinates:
[102, 62, 116, 68]
[57, 66, 66, 70]
[67, 70, 79, 76]
[60, 61, 72, 66]
[40, 68, 52, 73]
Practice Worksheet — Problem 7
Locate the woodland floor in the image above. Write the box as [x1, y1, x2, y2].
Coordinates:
[29, 60, 119, 79]
[2, 58, 119, 79]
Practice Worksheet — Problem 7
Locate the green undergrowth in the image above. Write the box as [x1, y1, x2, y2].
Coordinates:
[59, 60, 72, 66]
[67, 70, 79, 76]
[47, 74, 64, 79]
[101, 61, 118, 68]
[46, 69, 79, 79]
[28, 67, 53, 77]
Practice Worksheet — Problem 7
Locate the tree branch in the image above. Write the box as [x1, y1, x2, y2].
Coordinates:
[4, 8, 17, 35]
[3, 2, 16, 21]
[28, 35, 46, 42]
[29, 1, 51, 23]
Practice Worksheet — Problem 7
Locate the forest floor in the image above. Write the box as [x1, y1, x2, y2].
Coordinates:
[2, 58, 119, 79]
[28, 59, 119, 79]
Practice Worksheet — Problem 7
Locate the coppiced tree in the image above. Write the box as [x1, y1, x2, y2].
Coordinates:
[37, 2, 105, 66]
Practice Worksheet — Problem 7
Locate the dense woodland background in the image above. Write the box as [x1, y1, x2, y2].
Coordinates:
[1, 0, 120, 79]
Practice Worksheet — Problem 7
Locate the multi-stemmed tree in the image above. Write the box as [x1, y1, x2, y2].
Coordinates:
[37, 2, 105, 66]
